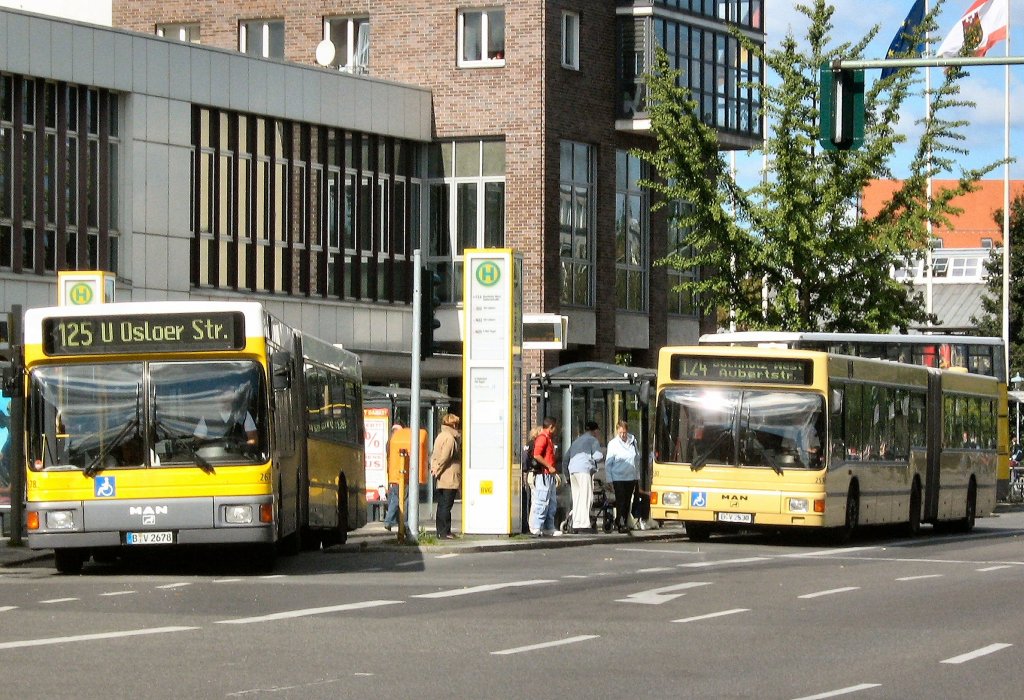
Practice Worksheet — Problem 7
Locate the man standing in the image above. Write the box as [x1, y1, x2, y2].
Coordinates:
[529, 417, 560, 536]
[564, 421, 603, 534]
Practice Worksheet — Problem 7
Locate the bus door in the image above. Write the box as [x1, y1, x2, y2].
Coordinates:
[924, 370, 942, 521]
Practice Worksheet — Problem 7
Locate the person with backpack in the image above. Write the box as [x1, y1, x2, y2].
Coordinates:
[528, 416, 560, 536]
[605, 420, 639, 533]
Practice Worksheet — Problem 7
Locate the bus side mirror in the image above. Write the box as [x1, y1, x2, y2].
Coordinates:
[831, 389, 843, 414]
[271, 351, 292, 390]
[638, 380, 651, 407]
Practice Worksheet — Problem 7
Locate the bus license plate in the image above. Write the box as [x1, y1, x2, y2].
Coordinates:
[717, 512, 752, 524]
[126, 531, 174, 545]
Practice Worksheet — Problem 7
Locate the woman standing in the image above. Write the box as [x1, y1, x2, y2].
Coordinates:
[605, 420, 639, 534]
[430, 413, 462, 539]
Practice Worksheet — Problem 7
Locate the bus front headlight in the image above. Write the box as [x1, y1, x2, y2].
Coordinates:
[46, 510, 76, 530]
[224, 505, 254, 524]
[788, 498, 809, 513]
[662, 492, 682, 507]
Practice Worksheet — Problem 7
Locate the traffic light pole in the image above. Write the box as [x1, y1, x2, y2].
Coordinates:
[406, 253, 423, 543]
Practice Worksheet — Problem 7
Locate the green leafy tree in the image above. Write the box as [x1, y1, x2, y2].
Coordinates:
[974, 192, 1024, 371]
[639, 0, 1001, 332]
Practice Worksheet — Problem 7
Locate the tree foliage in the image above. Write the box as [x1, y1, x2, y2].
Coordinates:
[638, 0, 1001, 332]
[974, 192, 1024, 371]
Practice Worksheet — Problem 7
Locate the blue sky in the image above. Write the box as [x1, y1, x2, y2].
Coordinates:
[745, 0, 1023, 183]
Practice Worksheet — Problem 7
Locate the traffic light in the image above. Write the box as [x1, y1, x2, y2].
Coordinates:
[819, 63, 864, 151]
[420, 267, 442, 360]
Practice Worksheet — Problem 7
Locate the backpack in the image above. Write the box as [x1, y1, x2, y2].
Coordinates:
[523, 439, 545, 474]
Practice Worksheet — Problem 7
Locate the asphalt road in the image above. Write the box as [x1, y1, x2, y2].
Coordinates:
[2, 512, 1024, 699]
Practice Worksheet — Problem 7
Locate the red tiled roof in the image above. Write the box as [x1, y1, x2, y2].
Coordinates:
[862, 179, 1023, 248]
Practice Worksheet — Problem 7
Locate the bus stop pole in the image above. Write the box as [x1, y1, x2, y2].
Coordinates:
[407, 253, 423, 543]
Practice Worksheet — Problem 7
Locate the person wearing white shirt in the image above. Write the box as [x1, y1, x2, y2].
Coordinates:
[605, 420, 639, 533]
[563, 420, 604, 534]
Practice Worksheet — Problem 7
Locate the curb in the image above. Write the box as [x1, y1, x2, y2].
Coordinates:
[326, 529, 685, 555]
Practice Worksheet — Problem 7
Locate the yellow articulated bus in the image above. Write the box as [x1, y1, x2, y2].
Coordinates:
[650, 346, 998, 542]
[22, 300, 365, 573]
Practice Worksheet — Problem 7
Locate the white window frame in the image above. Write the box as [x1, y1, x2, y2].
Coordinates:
[561, 11, 580, 70]
[156, 23, 200, 43]
[239, 19, 284, 59]
[324, 17, 370, 74]
[457, 9, 505, 68]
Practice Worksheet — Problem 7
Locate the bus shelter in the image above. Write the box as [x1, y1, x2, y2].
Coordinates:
[528, 362, 655, 526]
[363, 386, 456, 519]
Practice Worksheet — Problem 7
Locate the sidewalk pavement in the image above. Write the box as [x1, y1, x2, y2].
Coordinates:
[0, 518, 687, 569]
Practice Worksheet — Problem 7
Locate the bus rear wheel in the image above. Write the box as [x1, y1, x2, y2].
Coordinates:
[954, 479, 977, 534]
[53, 548, 84, 575]
[905, 480, 922, 537]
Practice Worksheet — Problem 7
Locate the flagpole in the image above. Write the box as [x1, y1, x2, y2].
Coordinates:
[925, 0, 933, 323]
[1002, 0, 1011, 379]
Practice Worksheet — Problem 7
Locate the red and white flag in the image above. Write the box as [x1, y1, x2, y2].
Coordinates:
[936, 0, 1008, 57]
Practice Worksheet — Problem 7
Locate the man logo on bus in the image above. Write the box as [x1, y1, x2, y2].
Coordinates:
[475, 261, 501, 287]
[690, 491, 707, 508]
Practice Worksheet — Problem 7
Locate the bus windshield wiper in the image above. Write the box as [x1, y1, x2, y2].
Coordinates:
[83, 415, 139, 477]
[747, 437, 783, 475]
[691, 430, 733, 471]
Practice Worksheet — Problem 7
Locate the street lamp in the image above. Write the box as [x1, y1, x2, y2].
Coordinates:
[1012, 373, 1023, 446]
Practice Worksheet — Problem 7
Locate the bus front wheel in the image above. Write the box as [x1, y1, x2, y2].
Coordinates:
[686, 521, 712, 542]
[836, 487, 859, 544]
[53, 548, 84, 575]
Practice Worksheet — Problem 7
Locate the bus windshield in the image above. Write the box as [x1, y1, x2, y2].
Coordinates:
[656, 388, 825, 470]
[28, 360, 268, 471]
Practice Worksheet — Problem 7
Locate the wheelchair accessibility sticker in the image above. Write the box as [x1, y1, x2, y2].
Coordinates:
[94, 476, 116, 498]
[690, 491, 707, 508]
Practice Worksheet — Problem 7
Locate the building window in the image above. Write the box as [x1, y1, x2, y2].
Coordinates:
[424, 139, 505, 302]
[0, 75, 120, 275]
[156, 23, 200, 43]
[559, 141, 593, 306]
[615, 150, 648, 312]
[458, 9, 505, 67]
[324, 17, 370, 74]
[192, 108, 420, 303]
[562, 12, 580, 70]
[981, 237, 993, 249]
[239, 19, 284, 60]
[667, 199, 697, 315]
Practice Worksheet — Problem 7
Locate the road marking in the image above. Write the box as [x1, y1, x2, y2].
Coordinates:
[636, 567, 674, 573]
[616, 547, 703, 555]
[40, 597, 79, 604]
[562, 574, 589, 578]
[617, 581, 712, 605]
[0, 606, 17, 613]
[680, 557, 770, 568]
[395, 560, 421, 568]
[790, 683, 881, 700]
[156, 583, 192, 590]
[976, 565, 1013, 572]
[491, 635, 599, 656]
[213, 578, 243, 583]
[0, 626, 198, 650]
[895, 574, 943, 581]
[216, 600, 403, 625]
[798, 587, 860, 599]
[941, 642, 1012, 664]
[784, 546, 879, 558]
[435, 553, 460, 559]
[99, 591, 137, 597]
[259, 574, 286, 579]
[673, 608, 750, 623]
[412, 580, 557, 599]
[357, 568, 384, 573]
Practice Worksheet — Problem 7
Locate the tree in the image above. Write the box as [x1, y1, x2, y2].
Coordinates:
[638, 0, 1001, 332]
[974, 192, 1024, 371]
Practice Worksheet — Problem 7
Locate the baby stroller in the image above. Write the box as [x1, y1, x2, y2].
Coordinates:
[560, 478, 616, 533]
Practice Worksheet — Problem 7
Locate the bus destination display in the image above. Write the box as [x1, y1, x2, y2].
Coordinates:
[671, 356, 812, 385]
[43, 312, 246, 355]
